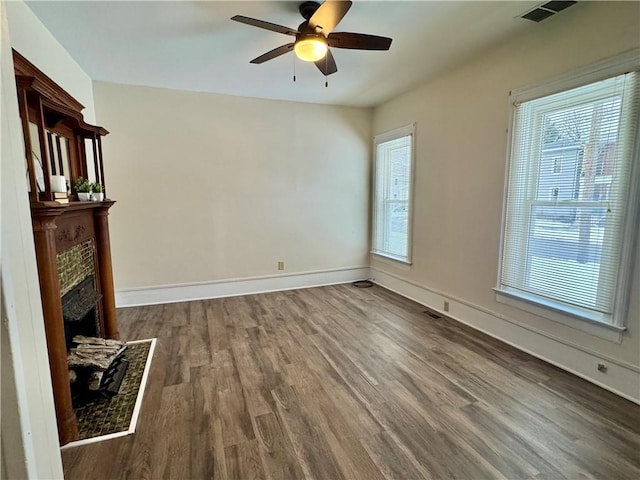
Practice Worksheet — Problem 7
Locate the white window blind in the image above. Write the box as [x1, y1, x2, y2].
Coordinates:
[372, 124, 415, 263]
[499, 68, 639, 327]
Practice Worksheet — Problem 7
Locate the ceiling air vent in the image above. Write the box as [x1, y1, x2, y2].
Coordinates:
[521, 1, 577, 22]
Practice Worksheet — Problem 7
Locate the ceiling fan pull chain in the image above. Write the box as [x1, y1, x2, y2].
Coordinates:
[293, 54, 296, 82]
[325, 56, 328, 88]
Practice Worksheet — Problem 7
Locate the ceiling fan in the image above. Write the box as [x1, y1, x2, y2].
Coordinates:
[231, 0, 392, 77]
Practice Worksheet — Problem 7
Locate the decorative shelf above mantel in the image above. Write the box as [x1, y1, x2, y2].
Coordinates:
[14, 50, 120, 446]
[14, 49, 109, 205]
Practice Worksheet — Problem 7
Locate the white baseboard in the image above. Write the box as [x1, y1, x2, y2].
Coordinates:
[115, 266, 370, 308]
[371, 267, 640, 404]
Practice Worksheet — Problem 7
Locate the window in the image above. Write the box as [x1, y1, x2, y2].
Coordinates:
[372, 124, 415, 263]
[552, 157, 562, 173]
[498, 57, 639, 330]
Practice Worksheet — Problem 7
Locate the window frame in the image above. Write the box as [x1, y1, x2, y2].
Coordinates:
[371, 123, 416, 265]
[495, 50, 640, 341]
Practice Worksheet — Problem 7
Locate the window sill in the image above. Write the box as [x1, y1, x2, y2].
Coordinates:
[370, 251, 412, 270]
[494, 287, 625, 343]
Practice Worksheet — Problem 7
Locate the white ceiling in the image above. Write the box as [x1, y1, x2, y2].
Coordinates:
[25, 1, 545, 107]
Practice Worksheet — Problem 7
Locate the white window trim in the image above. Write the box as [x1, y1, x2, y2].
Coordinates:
[496, 50, 640, 341]
[371, 123, 416, 265]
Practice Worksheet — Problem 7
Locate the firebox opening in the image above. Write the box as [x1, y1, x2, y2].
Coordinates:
[61, 275, 102, 350]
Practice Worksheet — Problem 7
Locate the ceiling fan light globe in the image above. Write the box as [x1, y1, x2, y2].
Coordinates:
[294, 37, 327, 62]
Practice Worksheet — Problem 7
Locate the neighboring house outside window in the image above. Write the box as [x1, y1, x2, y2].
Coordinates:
[497, 53, 639, 335]
[371, 124, 415, 264]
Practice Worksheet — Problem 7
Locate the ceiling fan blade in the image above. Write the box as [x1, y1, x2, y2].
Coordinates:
[314, 49, 338, 76]
[250, 43, 295, 64]
[231, 15, 298, 36]
[327, 32, 392, 50]
[308, 0, 352, 35]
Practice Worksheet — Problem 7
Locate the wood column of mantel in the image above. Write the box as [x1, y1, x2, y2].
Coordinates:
[94, 201, 119, 340]
[31, 208, 79, 445]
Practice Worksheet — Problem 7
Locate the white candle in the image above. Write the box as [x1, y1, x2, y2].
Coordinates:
[50, 175, 67, 193]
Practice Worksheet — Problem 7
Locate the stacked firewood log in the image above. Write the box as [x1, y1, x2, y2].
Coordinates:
[68, 336, 127, 390]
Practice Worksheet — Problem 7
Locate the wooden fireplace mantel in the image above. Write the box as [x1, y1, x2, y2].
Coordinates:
[31, 200, 119, 445]
[14, 51, 120, 446]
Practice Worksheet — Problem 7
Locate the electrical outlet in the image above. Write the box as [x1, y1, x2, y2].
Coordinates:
[597, 363, 608, 373]
[278, 261, 285, 271]
[443, 301, 450, 312]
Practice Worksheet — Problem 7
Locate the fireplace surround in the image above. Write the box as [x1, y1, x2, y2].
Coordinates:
[31, 201, 119, 445]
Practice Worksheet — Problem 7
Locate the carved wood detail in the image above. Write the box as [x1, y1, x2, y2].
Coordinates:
[55, 210, 94, 252]
[56, 225, 86, 245]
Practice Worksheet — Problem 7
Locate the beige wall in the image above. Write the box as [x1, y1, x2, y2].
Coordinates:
[371, 1, 640, 369]
[93, 82, 371, 289]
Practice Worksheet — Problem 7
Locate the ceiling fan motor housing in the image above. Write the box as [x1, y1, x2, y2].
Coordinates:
[299, 1, 321, 20]
[297, 21, 317, 35]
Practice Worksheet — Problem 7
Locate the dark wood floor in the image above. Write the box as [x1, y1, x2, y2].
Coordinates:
[62, 284, 640, 479]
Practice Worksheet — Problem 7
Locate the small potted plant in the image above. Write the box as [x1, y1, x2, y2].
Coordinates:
[74, 177, 92, 201]
[91, 182, 104, 201]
